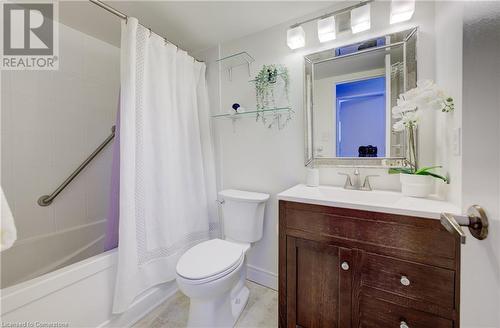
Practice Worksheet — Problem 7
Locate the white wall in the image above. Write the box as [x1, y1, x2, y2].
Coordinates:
[0, 21, 120, 288]
[460, 2, 500, 327]
[198, 1, 439, 288]
[434, 1, 463, 205]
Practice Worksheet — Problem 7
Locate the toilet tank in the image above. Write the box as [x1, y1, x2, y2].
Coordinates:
[218, 189, 270, 243]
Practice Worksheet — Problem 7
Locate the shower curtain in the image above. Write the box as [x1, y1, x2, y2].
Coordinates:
[113, 17, 218, 313]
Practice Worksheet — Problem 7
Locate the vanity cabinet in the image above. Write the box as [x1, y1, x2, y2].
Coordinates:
[279, 200, 461, 328]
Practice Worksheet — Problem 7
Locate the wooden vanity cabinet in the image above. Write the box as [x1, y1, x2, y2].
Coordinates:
[279, 201, 461, 328]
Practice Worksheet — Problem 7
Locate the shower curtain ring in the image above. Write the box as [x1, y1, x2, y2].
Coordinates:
[148, 27, 152, 37]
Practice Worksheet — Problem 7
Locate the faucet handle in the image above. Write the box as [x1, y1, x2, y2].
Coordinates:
[338, 172, 353, 189]
[361, 175, 379, 191]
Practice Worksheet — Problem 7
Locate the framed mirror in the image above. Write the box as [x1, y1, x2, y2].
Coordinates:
[304, 27, 417, 167]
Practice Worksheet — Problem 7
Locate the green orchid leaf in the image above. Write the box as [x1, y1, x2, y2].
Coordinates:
[416, 171, 449, 183]
[388, 168, 413, 175]
[414, 165, 442, 174]
[389, 166, 448, 183]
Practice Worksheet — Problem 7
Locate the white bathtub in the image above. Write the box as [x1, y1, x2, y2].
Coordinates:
[0, 249, 178, 328]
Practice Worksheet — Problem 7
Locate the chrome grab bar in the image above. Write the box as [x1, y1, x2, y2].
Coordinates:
[37, 126, 116, 207]
[440, 205, 489, 244]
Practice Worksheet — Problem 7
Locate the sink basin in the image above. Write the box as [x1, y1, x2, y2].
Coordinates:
[317, 186, 402, 207]
[277, 184, 461, 220]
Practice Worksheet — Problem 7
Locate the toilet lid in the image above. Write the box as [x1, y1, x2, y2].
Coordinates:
[176, 239, 244, 280]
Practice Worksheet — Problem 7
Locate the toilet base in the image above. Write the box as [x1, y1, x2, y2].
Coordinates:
[186, 285, 249, 328]
[231, 285, 249, 324]
[184, 259, 250, 328]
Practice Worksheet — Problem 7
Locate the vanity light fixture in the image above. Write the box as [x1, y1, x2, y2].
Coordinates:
[390, 0, 415, 24]
[287, 25, 306, 49]
[317, 16, 336, 43]
[286, 1, 374, 50]
[350, 3, 371, 34]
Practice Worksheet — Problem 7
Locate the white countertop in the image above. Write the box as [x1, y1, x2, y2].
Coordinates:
[277, 184, 461, 220]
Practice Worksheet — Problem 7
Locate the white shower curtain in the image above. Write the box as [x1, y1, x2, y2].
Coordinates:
[114, 18, 218, 313]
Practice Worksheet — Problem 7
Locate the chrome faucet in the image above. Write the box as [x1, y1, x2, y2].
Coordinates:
[338, 169, 378, 191]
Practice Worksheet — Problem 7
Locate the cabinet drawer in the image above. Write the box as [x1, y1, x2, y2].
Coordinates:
[283, 203, 458, 266]
[360, 253, 455, 309]
[359, 296, 453, 328]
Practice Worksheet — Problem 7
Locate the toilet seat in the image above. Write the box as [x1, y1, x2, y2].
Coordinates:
[176, 239, 245, 284]
[177, 256, 244, 285]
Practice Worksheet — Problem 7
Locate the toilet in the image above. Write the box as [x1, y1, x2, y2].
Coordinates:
[176, 189, 269, 327]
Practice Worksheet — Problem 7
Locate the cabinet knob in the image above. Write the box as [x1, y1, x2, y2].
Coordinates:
[400, 275, 411, 286]
[341, 261, 350, 271]
[400, 320, 409, 328]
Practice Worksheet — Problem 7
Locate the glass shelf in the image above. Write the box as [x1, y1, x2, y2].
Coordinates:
[216, 51, 254, 69]
[216, 52, 254, 80]
[211, 107, 293, 119]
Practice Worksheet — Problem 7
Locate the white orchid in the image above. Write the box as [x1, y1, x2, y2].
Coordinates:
[392, 111, 419, 132]
[392, 120, 405, 132]
[392, 80, 454, 170]
[392, 101, 416, 118]
[394, 79, 454, 115]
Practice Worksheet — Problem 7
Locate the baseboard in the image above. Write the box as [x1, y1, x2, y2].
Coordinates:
[100, 281, 178, 328]
[246, 264, 278, 290]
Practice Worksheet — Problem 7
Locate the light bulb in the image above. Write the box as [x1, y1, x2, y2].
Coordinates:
[390, 0, 415, 24]
[317, 16, 336, 43]
[351, 3, 371, 34]
[287, 25, 305, 50]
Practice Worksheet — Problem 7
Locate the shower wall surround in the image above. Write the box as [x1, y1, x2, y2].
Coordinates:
[196, 0, 457, 290]
[1, 21, 120, 288]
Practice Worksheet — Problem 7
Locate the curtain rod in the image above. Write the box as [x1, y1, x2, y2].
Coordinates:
[88, 0, 202, 62]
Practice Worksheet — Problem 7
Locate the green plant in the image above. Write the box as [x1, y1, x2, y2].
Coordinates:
[254, 64, 289, 110]
[389, 165, 448, 183]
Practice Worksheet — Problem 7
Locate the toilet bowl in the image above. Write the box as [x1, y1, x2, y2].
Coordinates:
[176, 239, 250, 327]
[176, 189, 269, 328]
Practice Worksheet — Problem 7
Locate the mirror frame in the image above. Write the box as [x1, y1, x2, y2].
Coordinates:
[304, 27, 418, 168]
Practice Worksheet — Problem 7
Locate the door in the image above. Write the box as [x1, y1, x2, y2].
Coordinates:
[460, 3, 500, 326]
[286, 237, 353, 328]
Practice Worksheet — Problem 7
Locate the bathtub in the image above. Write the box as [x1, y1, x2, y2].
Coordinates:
[0, 249, 178, 327]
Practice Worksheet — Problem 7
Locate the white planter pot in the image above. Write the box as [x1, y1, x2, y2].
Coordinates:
[400, 173, 434, 198]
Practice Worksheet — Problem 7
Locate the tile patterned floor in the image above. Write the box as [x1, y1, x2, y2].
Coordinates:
[132, 281, 278, 328]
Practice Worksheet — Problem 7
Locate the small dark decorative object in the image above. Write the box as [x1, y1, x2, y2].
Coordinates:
[358, 145, 378, 157]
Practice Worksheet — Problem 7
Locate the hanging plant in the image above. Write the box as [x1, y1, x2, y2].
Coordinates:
[254, 64, 289, 110]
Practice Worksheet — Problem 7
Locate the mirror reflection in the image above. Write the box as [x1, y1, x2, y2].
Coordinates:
[305, 28, 416, 165]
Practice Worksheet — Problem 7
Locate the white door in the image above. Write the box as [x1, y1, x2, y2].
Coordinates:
[461, 2, 500, 327]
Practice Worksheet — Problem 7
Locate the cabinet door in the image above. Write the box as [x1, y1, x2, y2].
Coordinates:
[286, 237, 353, 328]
